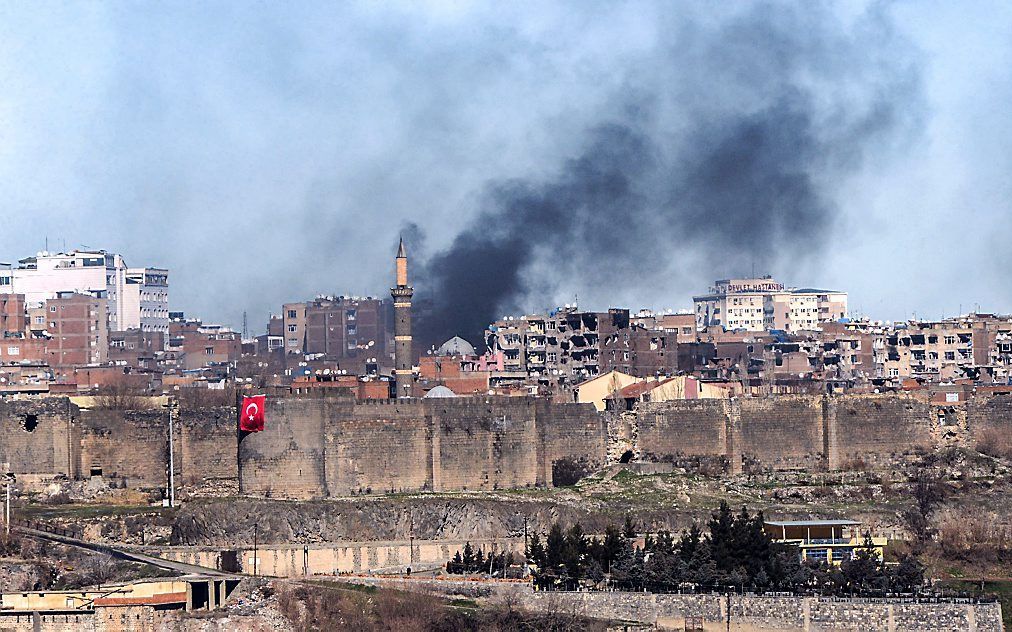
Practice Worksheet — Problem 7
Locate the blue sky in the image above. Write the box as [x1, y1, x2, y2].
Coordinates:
[1, 1, 1010, 332]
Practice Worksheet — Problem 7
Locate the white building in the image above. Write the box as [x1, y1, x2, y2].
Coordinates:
[0, 250, 169, 342]
[693, 277, 847, 333]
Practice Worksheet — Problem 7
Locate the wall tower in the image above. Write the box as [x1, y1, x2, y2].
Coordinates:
[391, 237, 414, 398]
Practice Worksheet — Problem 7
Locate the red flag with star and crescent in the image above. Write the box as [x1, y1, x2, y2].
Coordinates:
[240, 395, 266, 432]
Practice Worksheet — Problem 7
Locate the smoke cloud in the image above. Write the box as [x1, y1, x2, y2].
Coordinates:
[17, 1, 1012, 339]
[414, 4, 924, 347]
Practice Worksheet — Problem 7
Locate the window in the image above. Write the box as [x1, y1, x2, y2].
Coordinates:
[346, 309, 357, 320]
[944, 351, 955, 361]
[888, 368, 899, 377]
[50, 306, 57, 312]
[547, 352, 557, 363]
[6, 346, 19, 355]
[806, 548, 828, 562]
[287, 309, 297, 318]
[205, 347, 214, 355]
[347, 324, 357, 335]
[287, 325, 297, 332]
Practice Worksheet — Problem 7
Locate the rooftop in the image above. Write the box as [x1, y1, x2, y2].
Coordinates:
[765, 519, 860, 527]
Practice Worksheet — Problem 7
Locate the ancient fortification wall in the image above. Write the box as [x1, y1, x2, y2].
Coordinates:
[76, 409, 169, 485]
[632, 393, 937, 474]
[967, 394, 1012, 454]
[237, 396, 605, 499]
[1, 391, 1009, 496]
[0, 398, 72, 476]
[177, 406, 237, 485]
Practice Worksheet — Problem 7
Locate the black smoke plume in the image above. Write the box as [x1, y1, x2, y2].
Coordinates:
[410, 4, 923, 350]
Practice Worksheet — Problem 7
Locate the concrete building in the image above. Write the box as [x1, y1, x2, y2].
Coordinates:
[0, 249, 168, 342]
[0, 293, 26, 334]
[109, 266, 169, 336]
[764, 519, 886, 565]
[630, 310, 697, 343]
[43, 292, 108, 375]
[169, 317, 241, 372]
[303, 296, 391, 368]
[281, 302, 307, 354]
[487, 307, 631, 389]
[693, 277, 847, 333]
[108, 328, 165, 371]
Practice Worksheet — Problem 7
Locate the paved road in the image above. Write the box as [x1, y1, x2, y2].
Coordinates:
[16, 525, 238, 578]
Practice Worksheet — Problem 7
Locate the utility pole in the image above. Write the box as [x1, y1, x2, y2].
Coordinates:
[253, 523, 259, 577]
[167, 397, 176, 508]
[4, 474, 13, 534]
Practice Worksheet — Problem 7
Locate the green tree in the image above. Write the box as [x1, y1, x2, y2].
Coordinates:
[708, 500, 736, 574]
[841, 534, 881, 593]
[462, 542, 476, 570]
[526, 533, 546, 568]
[890, 555, 925, 593]
[623, 514, 637, 538]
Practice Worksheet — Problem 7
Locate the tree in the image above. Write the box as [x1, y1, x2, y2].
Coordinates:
[905, 472, 947, 547]
[890, 555, 925, 593]
[708, 500, 736, 574]
[462, 542, 476, 571]
[448, 550, 464, 574]
[653, 530, 676, 556]
[623, 514, 637, 539]
[841, 534, 882, 593]
[600, 525, 627, 572]
[526, 533, 546, 568]
[679, 523, 704, 565]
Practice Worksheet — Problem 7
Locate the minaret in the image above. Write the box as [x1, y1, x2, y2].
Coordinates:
[391, 237, 414, 398]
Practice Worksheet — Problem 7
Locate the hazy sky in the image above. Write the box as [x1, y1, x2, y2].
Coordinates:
[1, 1, 1010, 336]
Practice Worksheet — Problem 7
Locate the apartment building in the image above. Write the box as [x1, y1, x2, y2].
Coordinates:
[486, 308, 631, 387]
[302, 296, 393, 370]
[43, 292, 108, 375]
[630, 310, 697, 343]
[169, 318, 241, 372]
[0, 294, 25, 335]
[108, 329, 165, 371]
[693, 277, 847, 332]
[281, 302, 307, 354]
[109, 267, 170, 335]
[0, 250, 168, 341]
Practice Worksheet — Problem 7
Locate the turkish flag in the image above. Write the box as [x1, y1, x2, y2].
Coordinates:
[240, 395, 266, 432]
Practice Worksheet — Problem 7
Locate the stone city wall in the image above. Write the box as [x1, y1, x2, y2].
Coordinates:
[2, 392, 1011, 495]
[237, 396, 605, 498]
[633, 393, 939, 474]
